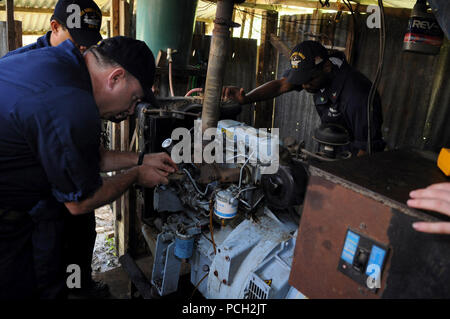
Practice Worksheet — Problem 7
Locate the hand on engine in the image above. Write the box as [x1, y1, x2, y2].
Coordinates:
[137, 165, 169, 188]
[222, 86, 247, 104]
[143, 152, 178, 173]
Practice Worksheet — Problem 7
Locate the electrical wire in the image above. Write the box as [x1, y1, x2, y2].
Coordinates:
[366, 0, 386, 155]
[190, 272, 209, 299]
[208, 199, 217, 255]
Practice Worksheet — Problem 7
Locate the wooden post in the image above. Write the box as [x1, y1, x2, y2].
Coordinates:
[111, 0, 124, 256]
[112, 0, 134, 259]
[119, 0, 130, 37]
[111, 0, 120, 37]
[254, 10, 278, 129]
[5, 0, 15, 51]
[240, 10, 247, 38]
[0, 21, 22, 57]
[248, 9, 255, 39]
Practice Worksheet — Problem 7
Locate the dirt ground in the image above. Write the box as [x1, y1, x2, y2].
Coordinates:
[92, 205, 120, 273]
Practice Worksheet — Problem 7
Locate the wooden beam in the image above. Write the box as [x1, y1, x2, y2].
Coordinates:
[5, 0, 15, 51]
[270, 33, 291, 59]
[203, 0, 278, 11]
[248, 8, 255, 38]
[0, 5, 110, 16]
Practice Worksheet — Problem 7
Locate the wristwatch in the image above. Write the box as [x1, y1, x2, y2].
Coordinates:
[137, 151, 145, 166]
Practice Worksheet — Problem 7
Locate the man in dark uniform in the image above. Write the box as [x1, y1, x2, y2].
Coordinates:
[2, 0, 176, 298]
[223, 40, 385, 156]
[2, 0, 108, 298]
[0, 36, 176, 299]
[3, 0, 102, 58]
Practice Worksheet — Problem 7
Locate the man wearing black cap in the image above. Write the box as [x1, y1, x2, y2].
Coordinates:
[2, 1, 175, 299]
[3, 0, 106, 298]
[3, 0, 103, 58]
[223, 40, 385, 156]
[0, 36, 176, 299]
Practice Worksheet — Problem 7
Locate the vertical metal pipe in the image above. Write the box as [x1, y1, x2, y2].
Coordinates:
[201, 0, 236, 131]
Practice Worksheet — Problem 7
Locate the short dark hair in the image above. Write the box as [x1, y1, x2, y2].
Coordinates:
[86, 45, 120, 69]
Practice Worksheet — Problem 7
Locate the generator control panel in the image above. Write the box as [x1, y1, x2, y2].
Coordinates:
[338, 229, 389, 292]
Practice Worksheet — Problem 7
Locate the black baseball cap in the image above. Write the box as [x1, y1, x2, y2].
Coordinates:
[286, 41, 329, 86]
[52, 0, 102, 47]
[96, 36, 159, 107]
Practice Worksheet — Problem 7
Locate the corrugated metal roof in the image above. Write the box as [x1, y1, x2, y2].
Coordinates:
[0, 0, 110, 35]
[0, 0, 418, 36]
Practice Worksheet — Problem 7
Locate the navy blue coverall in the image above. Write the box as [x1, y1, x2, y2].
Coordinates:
[3, 31, 100, 298]
[0, 40, 102, 299]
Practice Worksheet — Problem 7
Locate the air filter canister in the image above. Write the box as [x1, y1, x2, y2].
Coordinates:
[403, 0, 444, 55]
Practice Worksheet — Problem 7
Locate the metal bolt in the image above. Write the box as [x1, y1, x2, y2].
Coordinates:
[202, 265, 210, 272]
[214, 270, 218, 277]
[225, 256, 230, 262]
[222, 279, 227, 284]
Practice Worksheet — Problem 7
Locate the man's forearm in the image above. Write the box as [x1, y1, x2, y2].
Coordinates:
[244, 79, 292, 104]
[65, 167, 139, 215]
[100, 148, 138, 172]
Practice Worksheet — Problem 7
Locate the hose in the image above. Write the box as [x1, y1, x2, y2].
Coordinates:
[169, 60, 175, 97]
[182, 168, 211, 196]
[185, 88, 203, 97]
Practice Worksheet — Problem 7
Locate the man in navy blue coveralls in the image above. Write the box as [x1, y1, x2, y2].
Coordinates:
[223, 41, 385, 156]
[2, 0, 108, 298]
[0, 36, 177, 299]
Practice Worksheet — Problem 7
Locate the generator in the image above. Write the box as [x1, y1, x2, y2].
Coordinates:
[136, 100, 309, 299]
[135, 100, 450, 299]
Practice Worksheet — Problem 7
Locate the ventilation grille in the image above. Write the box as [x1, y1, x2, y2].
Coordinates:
[244, 273, 270, 299]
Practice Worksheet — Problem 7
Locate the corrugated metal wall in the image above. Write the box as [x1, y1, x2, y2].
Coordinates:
[273, 12, 450, 153]
[354, 15, 450, 152]
[191, 35, 257, 125]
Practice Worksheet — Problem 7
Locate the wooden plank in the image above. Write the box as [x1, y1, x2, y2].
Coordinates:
[119, 0, 130, 37]
[270, 33, 291, 59]
[254, 10, 278, 129]
[110, 0, 120, 37]
[5, 0, 15, 51]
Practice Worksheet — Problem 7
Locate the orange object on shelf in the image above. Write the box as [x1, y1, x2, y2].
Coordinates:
[437, 148, 450, 176]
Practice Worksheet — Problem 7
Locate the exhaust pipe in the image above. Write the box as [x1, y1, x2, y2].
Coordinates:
[201, 0, 243, 132]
